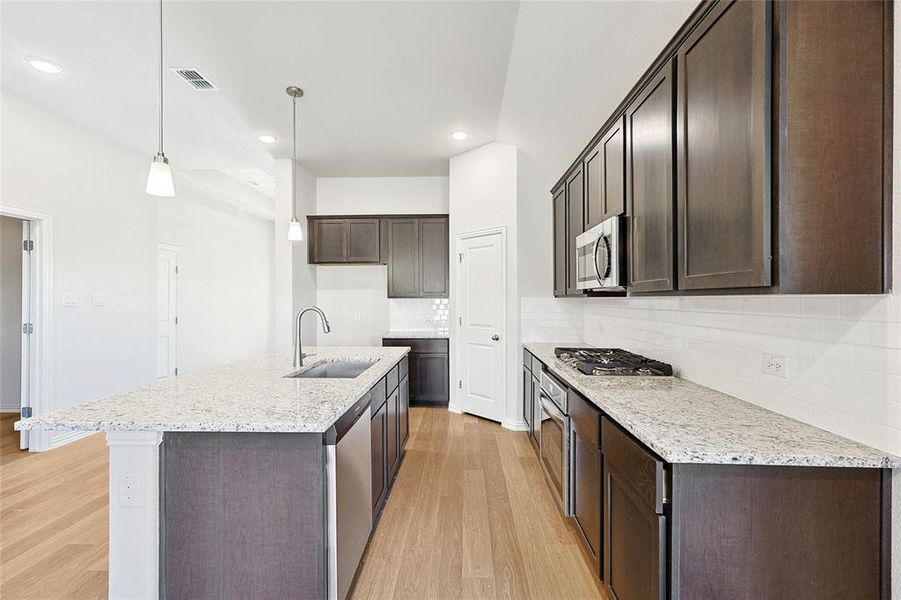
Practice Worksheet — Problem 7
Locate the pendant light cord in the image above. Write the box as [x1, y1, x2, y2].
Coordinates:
[158, 0, 164, 155]
[292, 94, 298, 220]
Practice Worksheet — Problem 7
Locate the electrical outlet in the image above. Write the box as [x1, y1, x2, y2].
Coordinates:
[92, 292, 105, 307]
[762, 353, 786, 378]
[62, 293, 77, 307]
[119, 473, 140, 507]
[353, 312, 361, 322]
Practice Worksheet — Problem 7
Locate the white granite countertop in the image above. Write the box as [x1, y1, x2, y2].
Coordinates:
[382, 331, 449, 339]
[525, 343, 901, 468]
[15, 347, 408, 434]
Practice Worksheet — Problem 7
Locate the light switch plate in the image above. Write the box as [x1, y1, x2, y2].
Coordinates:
[62, 293, 77, 307]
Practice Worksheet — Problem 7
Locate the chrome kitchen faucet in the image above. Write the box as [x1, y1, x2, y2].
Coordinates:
[294, 306, 331, 368]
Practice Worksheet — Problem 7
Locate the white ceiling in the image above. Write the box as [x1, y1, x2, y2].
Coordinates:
[2, 0, 695, 179]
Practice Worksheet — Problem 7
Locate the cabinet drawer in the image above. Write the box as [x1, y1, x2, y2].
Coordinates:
[399, 356, 408, 381]
[383, 337, 448, 354]
[369, 377, 387, 416]
[569, 389, 601, 449]
[386, 365, 399, 393]
[602, 417, 666, 513]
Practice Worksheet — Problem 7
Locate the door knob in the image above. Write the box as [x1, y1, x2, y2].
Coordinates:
[491, 334, 500, 341]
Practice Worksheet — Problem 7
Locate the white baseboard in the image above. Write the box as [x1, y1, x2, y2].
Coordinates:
[47, 430, 92, 451]
[502, 419, 529, 432]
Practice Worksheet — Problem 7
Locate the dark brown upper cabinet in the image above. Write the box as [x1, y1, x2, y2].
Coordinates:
[309, 217, 381, 264]
[387, 217, 449, 298]
[553, 184, 567, 297]
[585, 116, 626, 230]
[348, 218, 381, 262]
[387, 218, 420, 297]
[626, 63, 676, 293]
[778, 0, 890, 294]
[676, 0, 771, 291]
[566, 166, 585, 296]
[419, 218, 449, 297]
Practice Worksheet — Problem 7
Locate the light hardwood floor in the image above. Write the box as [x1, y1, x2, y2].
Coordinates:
[0, 409, 602, 600]
[0, 413, 109, 599]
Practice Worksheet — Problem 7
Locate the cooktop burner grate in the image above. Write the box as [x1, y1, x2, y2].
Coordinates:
[553, 347, 673, 376]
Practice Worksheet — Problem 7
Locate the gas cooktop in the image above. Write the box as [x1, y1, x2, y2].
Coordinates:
[554, 347, 673, 376]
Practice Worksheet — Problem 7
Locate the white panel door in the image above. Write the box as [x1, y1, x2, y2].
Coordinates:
[156, 246, 178, 379]
[458, 229, 505, 423]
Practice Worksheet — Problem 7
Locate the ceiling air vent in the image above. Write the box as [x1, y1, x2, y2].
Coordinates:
[172, 67, 218, 91]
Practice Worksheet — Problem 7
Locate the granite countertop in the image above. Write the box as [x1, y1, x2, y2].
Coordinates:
[382, 331, 449, 339]
[15, 347, 409, 434]
[525, 343, 901, 469]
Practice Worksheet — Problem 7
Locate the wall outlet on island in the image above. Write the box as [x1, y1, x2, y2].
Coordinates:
[762, 353, 786, 378]
[118, 472, 140, 507]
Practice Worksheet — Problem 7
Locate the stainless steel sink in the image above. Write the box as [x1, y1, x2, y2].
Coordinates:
[286, 359, 377, 379]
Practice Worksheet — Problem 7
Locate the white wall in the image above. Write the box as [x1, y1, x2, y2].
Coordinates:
[312, 176, 449, 346]
[1, 92, 157, 442]
[315, 177, 449, 214]
[158, 181, 274, 374]
[449, 143, 521, 427]
[0, 215, 23, 412]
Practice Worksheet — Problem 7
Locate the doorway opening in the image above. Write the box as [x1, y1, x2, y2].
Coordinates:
[0, 205, 52, 452]
[157, 243, 179, 379]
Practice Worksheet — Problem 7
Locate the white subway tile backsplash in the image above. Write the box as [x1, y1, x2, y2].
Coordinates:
[522, 293, 901, 455]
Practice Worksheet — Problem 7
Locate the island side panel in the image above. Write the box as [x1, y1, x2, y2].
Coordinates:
[160, 432, 326, 600]
[670, 463, 889, 600]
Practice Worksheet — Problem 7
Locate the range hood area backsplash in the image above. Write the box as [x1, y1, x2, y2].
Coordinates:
[522, 294, 901, 457]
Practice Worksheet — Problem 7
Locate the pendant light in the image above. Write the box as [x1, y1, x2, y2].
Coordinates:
[287, 86, 305, 241]
[146, 0, 175, 197]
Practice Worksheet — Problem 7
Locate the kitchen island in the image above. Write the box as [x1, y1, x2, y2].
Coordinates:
[16, 346, 410, 600]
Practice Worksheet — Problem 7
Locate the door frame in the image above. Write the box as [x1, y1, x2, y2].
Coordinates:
[157, 242, 180, 379]
[0, 204, 53, 452]
[452, 225, 507, 422]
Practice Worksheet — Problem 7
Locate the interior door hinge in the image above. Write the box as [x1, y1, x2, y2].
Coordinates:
[23, 240, 34, 252]
[21, 406, 32, 418]
[458, 253, 464, 263]
[175, 265, 179, 274]
[175, 316, 179, 325]
[458, 316, 462, 326]
[174, 367, 179, 376]
[458, 380, 462, 389]
[22, 323, 33, 334]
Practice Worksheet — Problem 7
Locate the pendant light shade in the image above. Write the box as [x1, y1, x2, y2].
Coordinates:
[146, 153, 175, 197]
[146, 0, 175, 197]
[287, 216, 303, 241]
[287, 86, 304, 242]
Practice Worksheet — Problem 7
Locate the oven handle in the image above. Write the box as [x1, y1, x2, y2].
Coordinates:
[540, 394, 566, 425]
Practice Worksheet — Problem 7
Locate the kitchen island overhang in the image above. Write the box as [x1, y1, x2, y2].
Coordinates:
[16, 347, 410, 600]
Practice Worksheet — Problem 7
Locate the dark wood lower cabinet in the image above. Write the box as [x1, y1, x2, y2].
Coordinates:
[386, 386, 399, 478]
[399, 374, 409, 447]
[570, 391, 602, 582]
[370, 400, 387, 517]
[383, 338, 449, 406]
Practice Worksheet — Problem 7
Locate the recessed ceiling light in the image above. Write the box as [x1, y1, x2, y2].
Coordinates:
[451, 131, 469, 141]
[258, 134, 277, 144]
[26, 57, 62, 74]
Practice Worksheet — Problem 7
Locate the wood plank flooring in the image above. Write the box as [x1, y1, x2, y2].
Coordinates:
[0, 413, 109, 599]
[351, 408, 603, 600]
[0, 409, 603, 599]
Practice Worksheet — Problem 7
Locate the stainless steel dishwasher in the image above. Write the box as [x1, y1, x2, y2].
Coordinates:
[324, 392, 373, 600]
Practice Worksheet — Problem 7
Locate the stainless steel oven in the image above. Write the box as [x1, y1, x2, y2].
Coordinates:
[575, 215, 624, 291]
[538, 369, 570, 515]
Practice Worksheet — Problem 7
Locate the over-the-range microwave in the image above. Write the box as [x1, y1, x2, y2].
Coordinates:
[575, 215, 625, 292]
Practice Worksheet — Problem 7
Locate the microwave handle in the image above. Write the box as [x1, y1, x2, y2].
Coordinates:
[593, 235, 610, 283]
